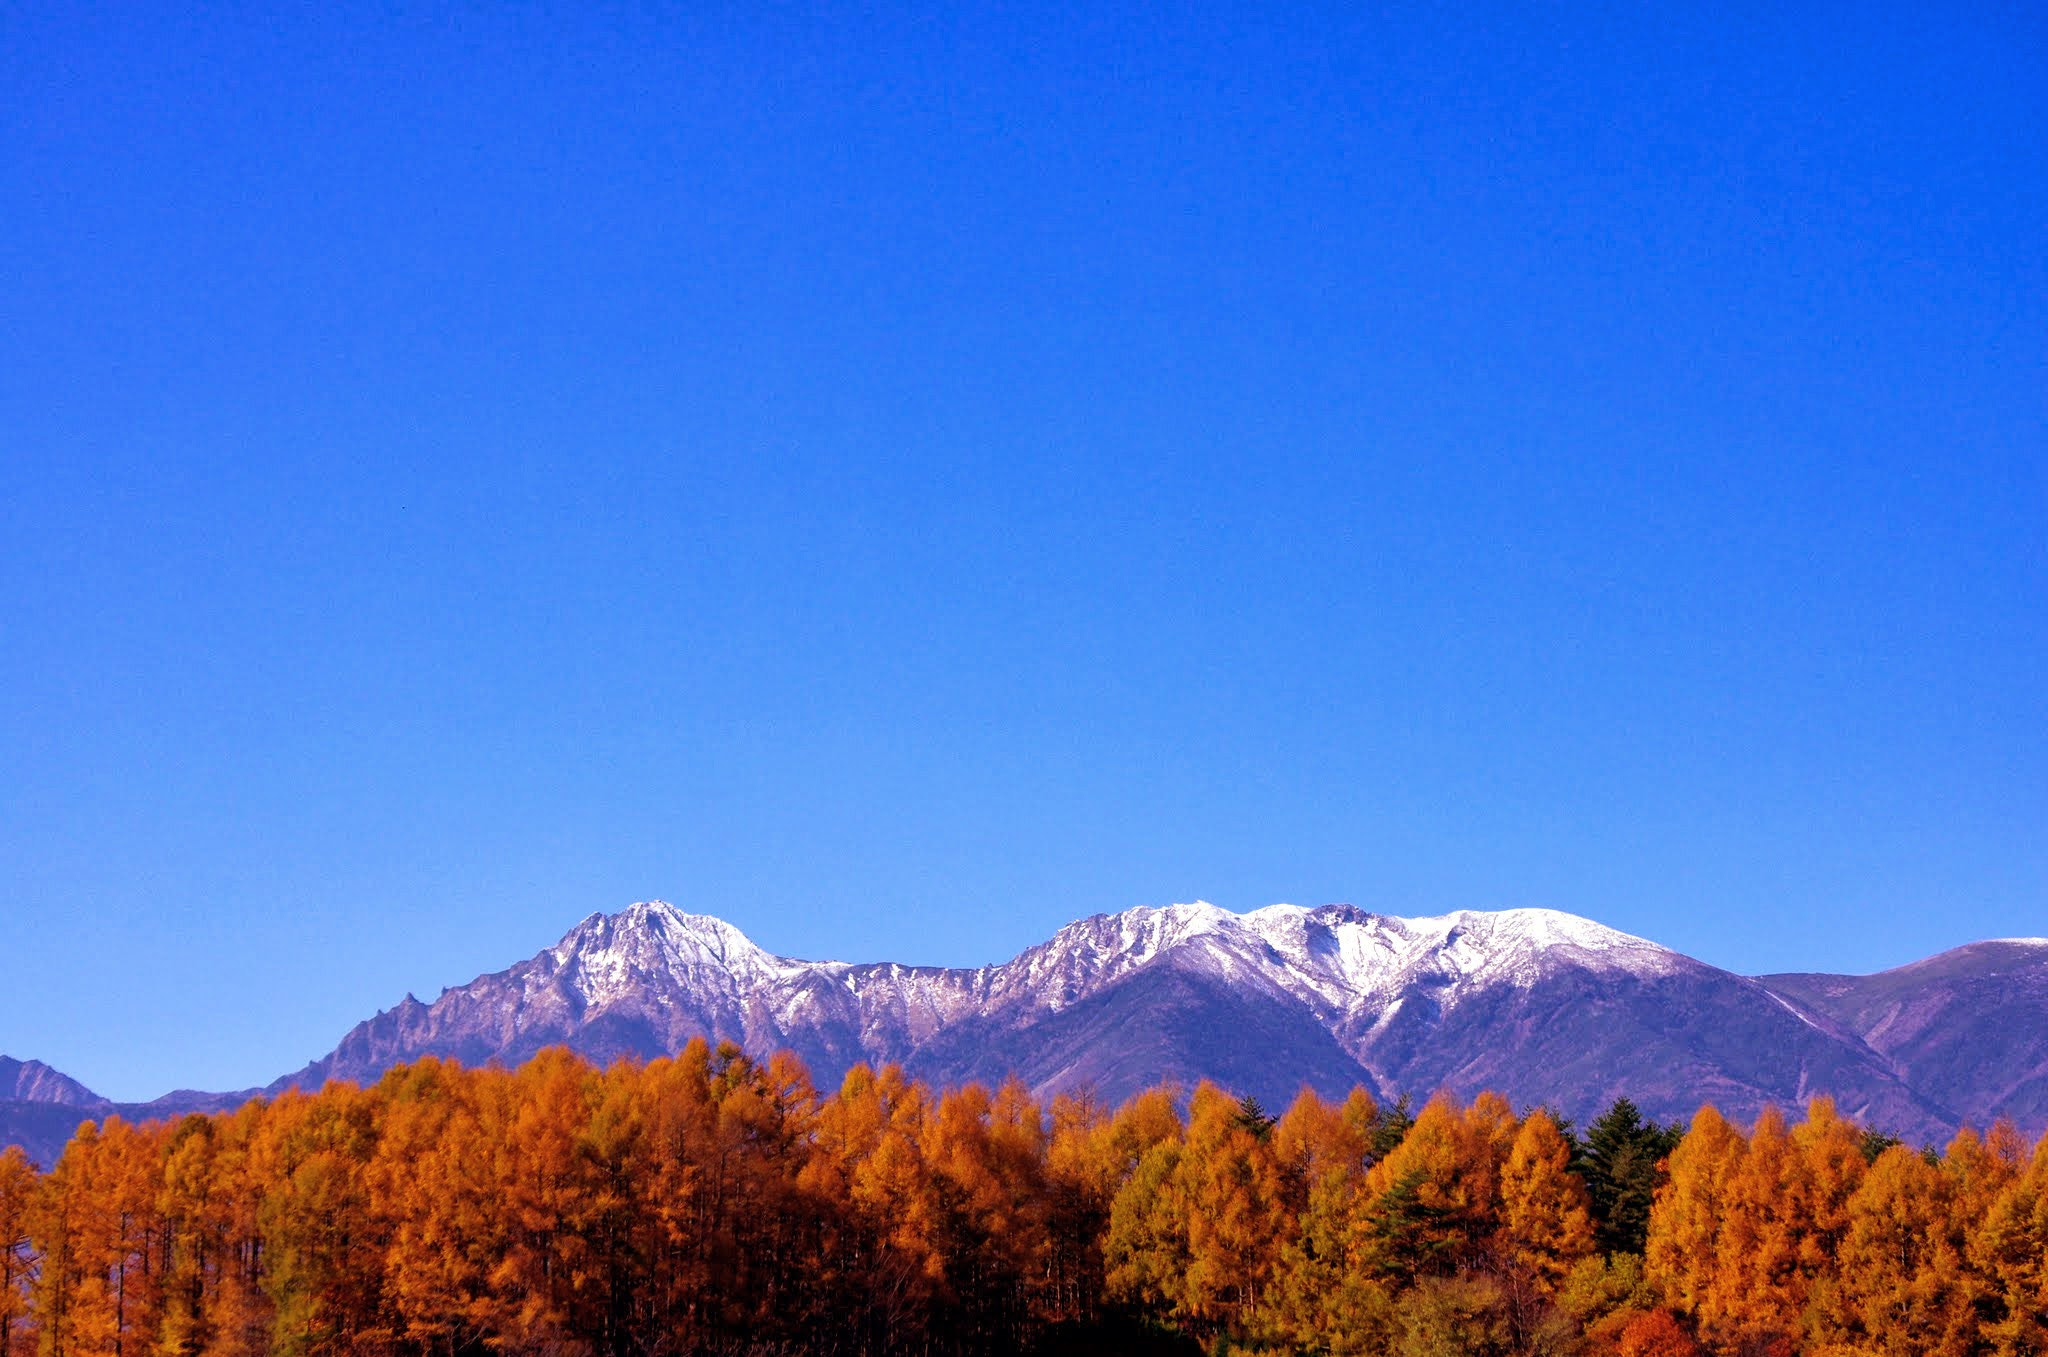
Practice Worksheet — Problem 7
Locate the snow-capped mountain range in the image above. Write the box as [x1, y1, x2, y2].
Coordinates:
[10, 900, 2048, 1165]
[281, 901, 1699, 1096]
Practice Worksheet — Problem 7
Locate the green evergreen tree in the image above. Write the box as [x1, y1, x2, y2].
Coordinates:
[1857, 1126, 1903, 1163]
[1367, 1095, 1415, 1165]
[1582, 1098, 1680, 1256]
[1361, 1166, 1454, 1279]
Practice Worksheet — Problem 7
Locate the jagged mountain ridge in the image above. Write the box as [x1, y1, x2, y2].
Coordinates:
[274, 900, 1953, 1138]
[281, 902, 1679, 1089]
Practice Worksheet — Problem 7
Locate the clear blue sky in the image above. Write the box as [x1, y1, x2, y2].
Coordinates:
[3, 2, 2041, 1101]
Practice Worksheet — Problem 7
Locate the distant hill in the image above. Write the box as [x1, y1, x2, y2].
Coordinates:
[0, 1055, 99, 1107]
[0, 1057, 244, 1167]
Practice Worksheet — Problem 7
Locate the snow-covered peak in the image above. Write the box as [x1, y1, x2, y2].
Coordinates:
[1375, 907, 1677, 983]
[1102, 900, 1239, 959]
[1387, 906, 1669, 962]
[552, 900, 809, 1005]
[999, 900, 1683, 1017]
[621, 900, 780, 963]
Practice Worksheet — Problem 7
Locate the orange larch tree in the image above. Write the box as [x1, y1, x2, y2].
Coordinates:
[1358, 1092, 1506, 1281]
[248, 1084, 390, 1357]
[0, 1146, 36, 1357]
[1499, 1108, 1596, 1291]
[1173, 1083, 1292, 1337]
[10, 1044, 2045, 1357]
[364, 1058, 497, 1357]
[1264, 1087, 1395, 1356]
[1039, 1088, 1114, 1328]
[1970, 1129, 2048, 1357]
[1805, 1142, 1975, 1357]
[1643, 1104, 1742, 1341]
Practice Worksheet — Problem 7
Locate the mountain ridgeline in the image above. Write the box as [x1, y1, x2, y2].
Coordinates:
[8, 901, 2048, 1164]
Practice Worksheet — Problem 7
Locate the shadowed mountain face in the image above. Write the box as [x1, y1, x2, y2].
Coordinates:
[8, 904, 2035, 1164]
[1763, 939, 2048, 1130]
[1356, 966, 1953, 1138]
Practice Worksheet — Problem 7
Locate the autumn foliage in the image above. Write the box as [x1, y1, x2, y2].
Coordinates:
[0, 1046, 2041, 1355]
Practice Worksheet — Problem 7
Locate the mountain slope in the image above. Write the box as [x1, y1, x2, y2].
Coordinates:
[1764, 939, 2048, 1129]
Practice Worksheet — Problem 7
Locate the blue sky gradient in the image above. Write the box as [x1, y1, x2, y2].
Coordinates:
[3, 1, 2043, 1100]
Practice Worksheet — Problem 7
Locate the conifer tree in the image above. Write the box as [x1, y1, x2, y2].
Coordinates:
[1499, 1110, 1595, 1290]
[11, 1044, 2048, 1357]
[1176, 1082, 1290, 1336]
[1643, 1105, 1742, 1336]
[472, 1049, 598, 1351]
[1359, 1091, 1518, 1284]
[1079, 1085, 1191, 1334]
[1101, 1136, 1189, 1323]
[1805, 1143, 1974, 1357]
[1945, 1122, 2025, 1227]
[1970, 1133, 2048, 1357]
[155, 1113, 230, 1357]
[1714, 1106, 1809, 1348]
[0, 1146, 35, 1357]
[1582, 1097, 1679, 1257]
[1266, 1088, 1392, 1356]
[367, 1058, 495, 1356]
[192, 1098, 273, 1357]
[248, 1086, 387, 1357]
[1040, 1089, 1114, 1328]
[918, 1080, 1053, 1347]
[1790, 1096, 1867, 1271]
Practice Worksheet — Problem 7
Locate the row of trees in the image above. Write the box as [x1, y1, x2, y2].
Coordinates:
[0, 1043, 2043, 1356]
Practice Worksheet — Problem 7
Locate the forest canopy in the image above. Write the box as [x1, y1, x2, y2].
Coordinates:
[1, 1042, 2042, 1356]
